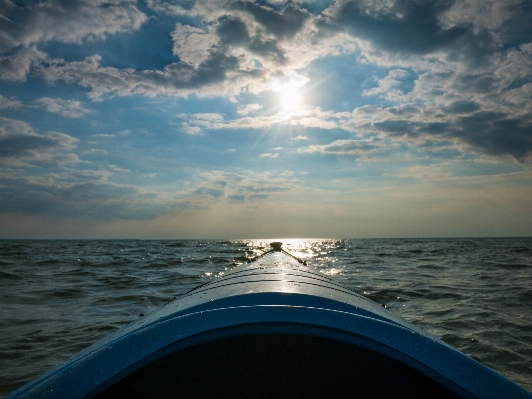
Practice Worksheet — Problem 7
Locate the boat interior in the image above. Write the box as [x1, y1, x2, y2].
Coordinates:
[92, 333, 464, 399]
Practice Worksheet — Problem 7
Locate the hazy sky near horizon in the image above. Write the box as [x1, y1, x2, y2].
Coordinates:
[1, 0, 532, 238]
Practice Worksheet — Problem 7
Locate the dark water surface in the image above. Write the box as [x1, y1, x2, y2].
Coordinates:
[1, 238, 531, 396]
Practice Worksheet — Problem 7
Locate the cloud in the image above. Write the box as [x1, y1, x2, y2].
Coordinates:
[182, 123, 201, 135]
[217, 16, 251, 46]
[40, 51, 241, 99]
[231, 1, 311, 40]
[0, 118, 78, 164]
[185, 108, 343, 131]
[443, 100, 480, 114]
[248, 193, 269, 200]
[0, 95, 22, 109]
[452, 112, 532, 162]
[0, 46, 47, 81]
[237, 103, 263, 115]
[363, 69, 413, 98]
[260, 152, 279, 158]
[291, 135, 309, 141]
[191, 170, 299, 204]
[171, 23, 219, 68]
[194, 187, 225, 198]
[196, 12, 289, 65]
[191, 113, 225, 122]
[0, 0, 147, 53]
[227, 194, 245, 202]
[33, 97, 93, 118]
[299, 139, 381, 157]
[318, 0, 497, 65]
[1, 0, 530, 166]
[290, 116, 338, 129]
[363, 110, 532, 162]
[0, 172, 174, 220]
[0, 168, 304, 221]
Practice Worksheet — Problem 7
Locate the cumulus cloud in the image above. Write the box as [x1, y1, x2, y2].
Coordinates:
[0, 171, 175, 220]
[260, 152, 279, 158]
[0, 46, 47, 81]
[0, 0, 147, 53]
[363, 69, 412, 98]
[1, 0, 531, 166]
[33, 98, 93, 118]
[39, 51, 241, 100]
[182, 123, 201, 135]
[0, 167, 304, 220]
[0, 95, 22, 109]
[318, 0, 496, 65]
[442, 100, 480, 114]
[299, 139, 381, 157]
[181, 108, 343, 131]
[188, 170, 299, 205]
[171, 23, 219, 68]
[347, 106, 532, 162]
[0, 117, 78, 164]
[292, 135, 309, 141]
[237, 103, 262, 115]
[231, 1, 311, 40]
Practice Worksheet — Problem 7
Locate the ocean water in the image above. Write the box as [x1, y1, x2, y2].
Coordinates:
[0, 238, 531, 396]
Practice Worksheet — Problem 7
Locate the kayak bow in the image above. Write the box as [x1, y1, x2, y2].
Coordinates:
[7, 243, 531, 399]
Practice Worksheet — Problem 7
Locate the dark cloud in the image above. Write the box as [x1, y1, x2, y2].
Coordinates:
[41, 50, 240, 98]
[443, 100, 480, 114]
[374, 120, 415, 136]
[248, 193, 268, 200]
[453, 73, 498, 94]
[0, 177, 172, 220]
[241, 185, 289, 193]
[194, 187, 225, 197]
[371, 111, 532, 162]
[248, 36, 286, 64]
[500, 1, 532, 48]
[454, 112, 532, 162]
[227, 194, 245, 202]
[216, 16, 286, 64]
[167, 51, 240, 88]
[0, 118, 77, 161]
[319, 0, 496, 64]
[217, 16, 250, 46]
[0, 134, 62, 158]
[231, 1, 310, 40]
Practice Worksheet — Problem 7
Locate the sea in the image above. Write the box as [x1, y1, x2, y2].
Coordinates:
[1, 238, 531, 396]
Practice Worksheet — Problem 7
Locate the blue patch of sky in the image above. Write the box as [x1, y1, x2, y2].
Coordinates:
[253, 0, 283, 11]
[394, 69, 418, 95]
[302, 54, 393, 112]
[506, 77, 532, 90]
[300, 0, 334, 15]
[177, 94, 240, 117]
[0, 77, 92, 103]
[144, 0, 196, 11]
[39, 15, 180, 71]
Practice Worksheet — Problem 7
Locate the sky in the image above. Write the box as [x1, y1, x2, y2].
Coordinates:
[0, 0, 531, 239]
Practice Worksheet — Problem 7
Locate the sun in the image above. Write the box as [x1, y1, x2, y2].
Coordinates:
[272, 79, 305, 112]
[280, 86, 302, 111]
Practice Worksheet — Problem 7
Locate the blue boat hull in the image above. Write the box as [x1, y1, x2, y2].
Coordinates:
[7, 248, 532, 398]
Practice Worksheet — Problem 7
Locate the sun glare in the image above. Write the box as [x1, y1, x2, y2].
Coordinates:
[280, 86, 302, 111]
[272, 78, 306, 112]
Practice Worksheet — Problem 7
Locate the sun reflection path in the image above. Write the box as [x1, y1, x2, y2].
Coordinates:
[243, 239, 331, 260]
